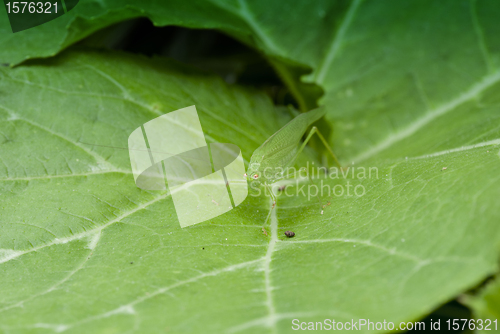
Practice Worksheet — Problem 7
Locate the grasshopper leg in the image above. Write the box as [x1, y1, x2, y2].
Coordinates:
[261, 183, 277, 233]
[302, 167, 324, 214]
[292, 126, 341, 169]
[272, 168, 324, 214]
[284, 126, 338, 213]
[264, 183, 277, 208]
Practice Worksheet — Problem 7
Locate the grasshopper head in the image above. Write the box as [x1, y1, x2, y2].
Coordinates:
[245, 162, 264, 191]
[245, 162, 261, 182]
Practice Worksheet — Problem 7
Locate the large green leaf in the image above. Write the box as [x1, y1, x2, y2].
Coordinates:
[1, 49, 500, 333]
[0, 0, 349, 110]
[0, 49, 288, 333]
[0, 0, 346, 68]
[307, 0, 500, 164]
[2, 1, 500, 158]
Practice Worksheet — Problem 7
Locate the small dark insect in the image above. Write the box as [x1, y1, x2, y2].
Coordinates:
[278, 185, 286, 192]
[202, 247, 205, 250]
[284, 231, 295, 238]
[130, 262, 133, 264]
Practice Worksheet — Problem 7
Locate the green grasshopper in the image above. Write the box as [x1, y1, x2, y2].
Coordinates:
[244, 106, 341, 216]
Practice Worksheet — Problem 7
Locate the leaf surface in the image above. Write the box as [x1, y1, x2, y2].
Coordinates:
[2, 0, 500, 161]
[1, 49, 500, 333]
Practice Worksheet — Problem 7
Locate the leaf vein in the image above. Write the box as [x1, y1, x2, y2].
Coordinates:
[351, 71, 500, 162]
[315, 0, 363, 84]
[0, 193, 170, 264]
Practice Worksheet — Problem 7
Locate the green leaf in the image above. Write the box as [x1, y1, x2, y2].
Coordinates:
[305, 0, 500, 164]
[0, 49, 287, 332]
[2, 1, 500, 160]
[1, 48, 500, 333]
[2, 0, 500, 331]
[0, 0, 348, 110]
[273, 145, 500, 331]
[0, 0, 303, 65]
